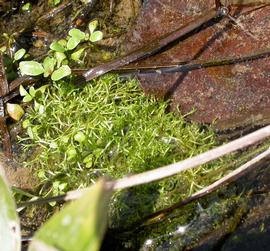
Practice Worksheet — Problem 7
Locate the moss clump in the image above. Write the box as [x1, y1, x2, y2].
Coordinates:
[18, 74, 236, 224]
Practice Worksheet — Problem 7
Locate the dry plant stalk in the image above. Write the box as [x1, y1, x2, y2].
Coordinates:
[139, 146, 270, 225]
[112, 124, 270, 190]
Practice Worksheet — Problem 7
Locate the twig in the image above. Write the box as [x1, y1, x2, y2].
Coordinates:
[138, 147, 270, 227]
[0, 54, 12, 156]
[81, 7, 226, 82]
[17, 124, 270, 209]
[111, 124, 270, 190]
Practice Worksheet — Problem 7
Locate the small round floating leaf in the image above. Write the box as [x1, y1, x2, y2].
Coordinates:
[68, 28, 85, 41]
[19, 61, 44, 76]
[6, 103, 25, 121]
[90, 31, 103, 43]
[88, 20, 98, 34]
[51, 65, 71, 81]
[14, 48, 26, 61]
[66, 37, 80, 50]
[50, 41, 65, 53]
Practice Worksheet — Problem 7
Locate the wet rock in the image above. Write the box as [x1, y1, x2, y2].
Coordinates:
[123, 0, 270, 130]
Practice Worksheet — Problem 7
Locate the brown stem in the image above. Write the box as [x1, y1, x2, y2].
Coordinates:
[0, 55, 12, 155]
[138, 147, 270, 228]
[82, 7, 224, 82]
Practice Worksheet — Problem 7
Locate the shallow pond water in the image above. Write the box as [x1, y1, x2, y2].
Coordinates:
[1, 1, 270, 250]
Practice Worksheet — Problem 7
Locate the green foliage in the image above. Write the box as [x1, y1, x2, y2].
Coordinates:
[51, 65, 71, 81]
[14, 49, 26, 61]
[0, 172, 111, 251]
[48, 0, 62, 6]
[29, 179, 112, 251]
[50, 41, 65, 53]
[19, 85, 48, 103]
[43, 56, 56, 77]
[19, 61, 44, 76]
[19, 74, 223, 204]
[0, 167, 21, 251]
[18, 21, 103, 81]
[21, 2, 31, 11]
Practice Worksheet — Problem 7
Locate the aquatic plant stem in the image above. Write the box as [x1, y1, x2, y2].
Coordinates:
[17, 124, 270, 209]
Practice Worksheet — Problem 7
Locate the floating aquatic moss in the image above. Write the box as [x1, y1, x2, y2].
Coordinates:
[18, 74, 239, 225]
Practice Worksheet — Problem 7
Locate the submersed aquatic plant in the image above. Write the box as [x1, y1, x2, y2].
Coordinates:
[18, 74, 235, 203]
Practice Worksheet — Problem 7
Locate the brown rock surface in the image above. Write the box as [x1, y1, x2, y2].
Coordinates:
[123, 1, 270, 130]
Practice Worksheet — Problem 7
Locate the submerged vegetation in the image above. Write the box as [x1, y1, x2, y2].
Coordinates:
[16, 73, 246, 227]
[19, 75, 218, 189]
[2, 1, 270, 250]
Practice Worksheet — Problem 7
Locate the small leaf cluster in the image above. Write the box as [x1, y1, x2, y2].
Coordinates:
[18, 21, 103, 81]
[19, 85, 48, 124]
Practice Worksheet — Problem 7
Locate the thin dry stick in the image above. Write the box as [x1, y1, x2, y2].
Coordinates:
[17, 124, 270, 209]
[141, 146, 270, 224]
[112, 124, 270, 190]
[192, 147, 270, 196]
[82, 7, 224, 82]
